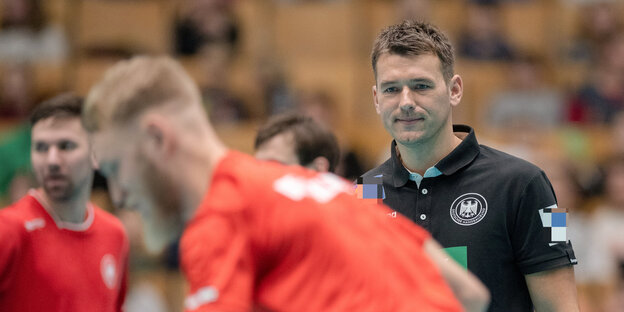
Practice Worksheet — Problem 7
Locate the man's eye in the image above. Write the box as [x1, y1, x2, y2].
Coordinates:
[411, 84, 431, 90]
[34, 143, 48, 152]
[383, 87, 399, 93]
[58, 141, 77, 151]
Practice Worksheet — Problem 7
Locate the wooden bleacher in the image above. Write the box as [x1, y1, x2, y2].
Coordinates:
[74, 0, 173, 56]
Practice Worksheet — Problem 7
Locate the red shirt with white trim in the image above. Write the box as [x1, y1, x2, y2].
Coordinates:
[180, 151, 462, 312]
[0, 190, 129, 312]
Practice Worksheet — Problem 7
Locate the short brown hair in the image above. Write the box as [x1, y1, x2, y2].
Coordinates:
[371, 20, 455, 82]
[30, 93, 83, 126]
[83, 56, 201, 132]
[255, 114, 340, 173]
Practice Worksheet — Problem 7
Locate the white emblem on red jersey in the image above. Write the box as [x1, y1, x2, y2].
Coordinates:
[274, 173, 351, 203]
[185, 286, 219, 310]
[24, 218, 46, 231]
[100, 254, 117, 290]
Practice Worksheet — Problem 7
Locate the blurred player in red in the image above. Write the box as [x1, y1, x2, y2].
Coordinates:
[83, 56, 490, 312]
[0, 94, 129, 311]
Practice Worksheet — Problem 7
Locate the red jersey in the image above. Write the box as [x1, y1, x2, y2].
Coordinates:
[180, 151, 462, 312]
[0, 190, 129, 312]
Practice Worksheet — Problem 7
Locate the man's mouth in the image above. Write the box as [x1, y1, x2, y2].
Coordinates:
[395, 117, 424, 124]
[45, 175, 66, 182]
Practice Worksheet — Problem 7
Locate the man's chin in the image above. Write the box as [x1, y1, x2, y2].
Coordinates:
[395, 135, 425, 146]
[42, 186, 72, 202]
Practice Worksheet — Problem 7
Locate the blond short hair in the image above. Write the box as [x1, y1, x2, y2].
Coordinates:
[83, 56, 201, 132]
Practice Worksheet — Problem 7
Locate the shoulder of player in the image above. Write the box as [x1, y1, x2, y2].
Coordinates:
[0, 196, 37, 241]
[476, 145, 545, 180]
[0, 195, 41, 223]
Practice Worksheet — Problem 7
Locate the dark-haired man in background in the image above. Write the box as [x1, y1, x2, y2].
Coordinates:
[255, 113, 340, 173]
[0, 93, 128, 311]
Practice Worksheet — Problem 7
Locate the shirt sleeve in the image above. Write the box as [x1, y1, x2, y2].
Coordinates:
[0, 217, 21, 293]
[180, 214, 255, 312]
[511, 170, 577, 275]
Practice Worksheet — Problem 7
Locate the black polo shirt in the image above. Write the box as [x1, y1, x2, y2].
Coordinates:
[361, 125, 577, 312]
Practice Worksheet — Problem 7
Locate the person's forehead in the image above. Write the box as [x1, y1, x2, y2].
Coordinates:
[377, 53, 441, 71]
[31, 117, 87, 140]
[377, 53, 442, 79]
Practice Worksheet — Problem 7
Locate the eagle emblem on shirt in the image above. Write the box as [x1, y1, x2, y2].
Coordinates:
[450, 193, 488, 226]
[459, 200, 478, 218]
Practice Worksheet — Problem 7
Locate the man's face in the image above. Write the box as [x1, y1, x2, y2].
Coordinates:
[255, 131, 300, 166]
[373, 53, 461, 146]
[31, 117, 94, 202]
[93, 126, 182, 251]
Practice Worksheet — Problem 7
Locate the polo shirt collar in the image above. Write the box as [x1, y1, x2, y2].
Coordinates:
[388, 124, 480, 187]
[437, 124, 480, 175]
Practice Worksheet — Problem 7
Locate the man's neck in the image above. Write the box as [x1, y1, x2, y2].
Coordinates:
[39, 188, 89, 224]
[396, 127, 462, 175]
[178, 129, 228, 222]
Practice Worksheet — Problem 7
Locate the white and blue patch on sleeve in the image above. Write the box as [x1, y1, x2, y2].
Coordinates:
[538, 204, 568, 246]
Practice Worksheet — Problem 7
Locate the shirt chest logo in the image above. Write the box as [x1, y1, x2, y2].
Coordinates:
[100, 254, 118, 290]
[450, 193, 488, 226]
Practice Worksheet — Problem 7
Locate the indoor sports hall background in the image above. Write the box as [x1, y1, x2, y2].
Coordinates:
[0, 0, 623, 311]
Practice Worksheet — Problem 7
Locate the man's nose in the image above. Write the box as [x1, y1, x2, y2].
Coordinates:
[46, 146, 61, 168]
[399, 86, 415, 111]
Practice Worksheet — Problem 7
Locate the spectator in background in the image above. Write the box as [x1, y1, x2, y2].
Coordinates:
[174, 0, 239, 56]
[0, 62, 38, 205]
[0, 62, 35, 119]
[174, 0, 248, 124]
[256, 57, 297, 117]
[565, 1, 622, 63]
[576, 154, 624, 311]
[567, 32, 624, 124]
[198, 43, 249, 125]
[0, 0, 68, 63]
[457, 3, 514, 61]
[486, 54, 564, 130]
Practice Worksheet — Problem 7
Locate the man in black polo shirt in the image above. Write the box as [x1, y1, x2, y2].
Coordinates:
[360, 20, 579, 311]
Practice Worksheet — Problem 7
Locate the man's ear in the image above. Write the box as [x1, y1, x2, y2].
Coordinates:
[307, 156, 331, 173]
[449, 74, 463, 108]
[141, 114, 175, 160]
[373, 85, 381, 114]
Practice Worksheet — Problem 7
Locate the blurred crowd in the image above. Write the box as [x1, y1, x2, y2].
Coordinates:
[1, 0, 623, 311]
